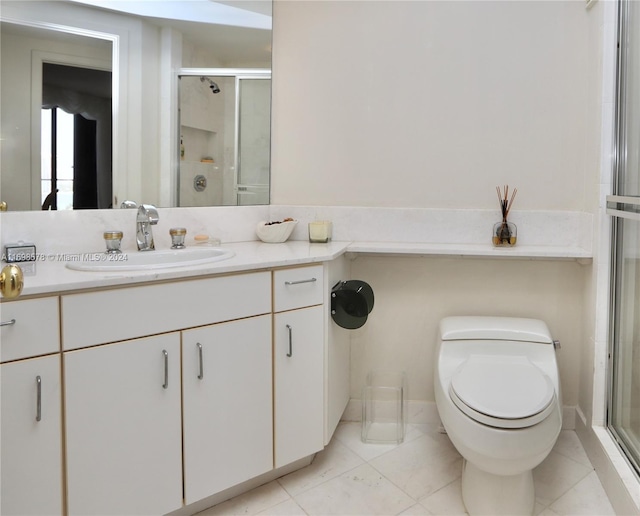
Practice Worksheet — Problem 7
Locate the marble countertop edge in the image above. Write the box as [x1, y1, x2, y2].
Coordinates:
[2, 239, 593, 298]
[347, 241, 593, 260]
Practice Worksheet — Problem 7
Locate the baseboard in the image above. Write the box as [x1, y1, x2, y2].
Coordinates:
[344, 399, 577, 429]
[342, 399, 442, 425]
[563, 405, 576, 430]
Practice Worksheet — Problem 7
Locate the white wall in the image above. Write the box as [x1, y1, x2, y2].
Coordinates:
[350, 256, 588, 408]
[270, 0, 602, 414]
[271, 0, 591, 210]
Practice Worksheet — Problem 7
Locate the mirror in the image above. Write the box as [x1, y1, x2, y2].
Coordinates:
[0, 0, 272, 211]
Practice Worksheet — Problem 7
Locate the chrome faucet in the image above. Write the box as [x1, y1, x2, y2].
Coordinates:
[120, 200, 138, 210]
[136, 204, 159, 251]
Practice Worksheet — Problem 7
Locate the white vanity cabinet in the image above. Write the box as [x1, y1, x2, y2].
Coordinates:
[0, 297, 62, 516]
[2, 260, 335, 514]
[61, 271, 272, 513]
[273, 266, 325, 468]
[182, 315, 273, 504]
[64, 333, 183, 516]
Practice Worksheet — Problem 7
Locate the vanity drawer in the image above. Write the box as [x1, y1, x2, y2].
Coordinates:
[0, 297, 60, 362]
[273, 265, 324, 312]
[62, 272, 271, 350]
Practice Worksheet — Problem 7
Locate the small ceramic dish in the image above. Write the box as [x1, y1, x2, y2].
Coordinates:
[255, 220, 298, 243]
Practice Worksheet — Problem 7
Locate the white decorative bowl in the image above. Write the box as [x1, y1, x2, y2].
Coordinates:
[255, 220, 298, 243]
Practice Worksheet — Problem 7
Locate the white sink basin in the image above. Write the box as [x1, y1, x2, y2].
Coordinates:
[65, 247, 235, 272]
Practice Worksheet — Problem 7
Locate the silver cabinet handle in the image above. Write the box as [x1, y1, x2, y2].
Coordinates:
[285, 278, 317, 286]
[36, 375, 42, 422]
[162, 350, 169, 389]
[197, 343, 204, 380]
[286, 324, 293, 357]
[0, 318, 16, 327]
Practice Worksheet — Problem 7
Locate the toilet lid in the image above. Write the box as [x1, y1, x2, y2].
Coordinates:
[449, 355, 556, 429]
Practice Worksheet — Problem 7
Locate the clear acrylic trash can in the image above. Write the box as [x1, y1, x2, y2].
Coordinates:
[361, 370, 407, 444]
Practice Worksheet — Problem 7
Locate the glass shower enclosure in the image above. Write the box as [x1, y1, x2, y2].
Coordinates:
[607, 0, 640, 477]
[177, 69, 271, 207]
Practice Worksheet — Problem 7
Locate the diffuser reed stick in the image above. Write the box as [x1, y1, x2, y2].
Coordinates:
[496, 185, 517, 220]
[493, 185, 517, 246]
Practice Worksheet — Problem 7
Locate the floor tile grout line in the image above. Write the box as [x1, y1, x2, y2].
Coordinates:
[546, 455, 596, 507]
[203, 427, 611, 516]
[288, 460, 408, 516]
[543, 468, 604, 513]
[336, 422, 470, 508]
[281, 456, 369, 501]
[345, 427, 595, 514]
[552, 447, 596, 470]
[363, 454, 424, 506]
[333, 422, 435, 465]
[285, 497, 310, 516]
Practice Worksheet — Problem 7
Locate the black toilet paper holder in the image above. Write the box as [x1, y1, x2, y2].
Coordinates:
[331, 280, 374, 329]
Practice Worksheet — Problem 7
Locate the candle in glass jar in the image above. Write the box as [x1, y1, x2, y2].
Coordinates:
[309, 221, 332, 243]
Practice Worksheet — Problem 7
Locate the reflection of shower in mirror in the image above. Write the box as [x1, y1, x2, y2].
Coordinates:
[200, 76, 221, 94]
[179, 70, 271, 208]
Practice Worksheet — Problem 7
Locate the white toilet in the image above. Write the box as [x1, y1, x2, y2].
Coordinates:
[434, 316, 562, 516]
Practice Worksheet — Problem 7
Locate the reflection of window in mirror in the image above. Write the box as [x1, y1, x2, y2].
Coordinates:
[41, 108, 72, 210]
[41, 63, 112, 210]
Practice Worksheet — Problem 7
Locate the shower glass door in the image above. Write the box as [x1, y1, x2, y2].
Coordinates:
[236, 76, 271, 206]
[609, 217, 640, 475]
[607, 0, 640, 476]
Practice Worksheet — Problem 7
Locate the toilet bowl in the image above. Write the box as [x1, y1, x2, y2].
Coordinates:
[434, 316, 562, 516]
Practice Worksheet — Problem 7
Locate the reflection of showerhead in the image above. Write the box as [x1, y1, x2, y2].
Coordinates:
[200, 76, 221, 94]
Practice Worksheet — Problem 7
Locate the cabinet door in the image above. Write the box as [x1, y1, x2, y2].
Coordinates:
[182, 315, 273, 504]
[65, 333, 182, 515]
[1, 355, 62, 516]
[274, 306, 324, 468]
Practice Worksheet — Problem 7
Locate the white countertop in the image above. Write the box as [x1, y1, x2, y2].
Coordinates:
[3, 239, 592, 298]
[9, 241, 349, 298]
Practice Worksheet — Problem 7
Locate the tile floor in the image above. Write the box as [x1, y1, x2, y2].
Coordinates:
[198, 422, 616, 515]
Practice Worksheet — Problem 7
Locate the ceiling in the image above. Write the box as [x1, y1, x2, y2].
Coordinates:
[2, 1, 272, 66]
[67, 0, 272, 65]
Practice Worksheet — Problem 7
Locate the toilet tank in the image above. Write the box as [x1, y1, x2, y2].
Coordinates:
[439, 316, 553, 344]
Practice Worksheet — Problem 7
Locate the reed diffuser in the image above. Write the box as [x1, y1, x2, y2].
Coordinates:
[493, 185, 517, 246]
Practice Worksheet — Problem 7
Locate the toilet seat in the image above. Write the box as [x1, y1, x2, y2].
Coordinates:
[449, 354, 556, 429]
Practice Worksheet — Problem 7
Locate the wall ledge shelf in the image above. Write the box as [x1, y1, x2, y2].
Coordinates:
[346, 241, 593, 263]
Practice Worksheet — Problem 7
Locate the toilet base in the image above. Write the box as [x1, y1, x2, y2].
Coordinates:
[461, 460, 535, 516]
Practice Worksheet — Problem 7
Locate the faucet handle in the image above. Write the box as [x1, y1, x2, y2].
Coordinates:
[138, 204, 159, 224]
[120, 200, 138, 209]
[104, 231, 123, 254]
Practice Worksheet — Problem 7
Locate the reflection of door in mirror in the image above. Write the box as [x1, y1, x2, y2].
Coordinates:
[0, 21, 113, 211]
[41, 63, 112, 210]
[178, 71, 270, 207]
